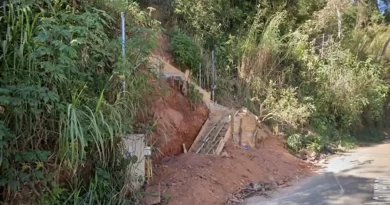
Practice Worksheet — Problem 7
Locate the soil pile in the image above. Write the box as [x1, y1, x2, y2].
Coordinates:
[148, 137, 313, 205]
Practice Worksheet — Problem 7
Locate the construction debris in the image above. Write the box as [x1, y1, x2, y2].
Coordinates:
[226, 182, 274, 204]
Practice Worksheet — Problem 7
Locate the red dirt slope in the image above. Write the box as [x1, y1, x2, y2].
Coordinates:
[143, 79, 208, 161]
[148, 137, 313, 205]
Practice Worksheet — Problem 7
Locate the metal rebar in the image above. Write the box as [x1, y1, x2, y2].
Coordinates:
[206, 137, 224, 155]
[196, 115, 226, 154]
[206, 122, 227, 154]
[211, 121, 225, 142]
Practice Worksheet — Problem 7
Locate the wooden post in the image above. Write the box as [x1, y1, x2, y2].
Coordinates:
[239, 118, 243, 145]
[211, 50, 215, 102]
[183, 70, 190, 96]
[231, 114, 235, 139]
[337, 8, 342, 38]
[321, 33, 325, 59]
[199, 63, 202, 87]
[253, 128, 259, 148]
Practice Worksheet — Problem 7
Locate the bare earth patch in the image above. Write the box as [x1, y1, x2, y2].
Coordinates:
[147, 137, 313, 205]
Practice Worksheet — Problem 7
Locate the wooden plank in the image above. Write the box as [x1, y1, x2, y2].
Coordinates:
[188, 118, 210, 152]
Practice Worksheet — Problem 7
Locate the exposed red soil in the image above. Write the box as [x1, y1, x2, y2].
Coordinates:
[141, 78, 208, 161]
[147, 137, 314, 205]
[143, 28, 313, 205]
[152, 33, 174, 64]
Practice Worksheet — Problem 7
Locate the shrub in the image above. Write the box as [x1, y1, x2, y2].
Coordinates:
[287, 133, 328, 153]
[257, 82, 314, 128]
[286, 134, 306, 153]
[170, 32, 202, 72]
[288, 32, 389, 131]
[187, 84, 204, 109]
[0, 1, 157, 204]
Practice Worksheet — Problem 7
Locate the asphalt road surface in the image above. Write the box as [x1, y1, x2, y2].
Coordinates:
[246, 141, 390, 205]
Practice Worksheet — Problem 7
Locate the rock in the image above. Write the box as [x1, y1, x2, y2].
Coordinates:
[221, 151, 231, 158]
[323, 145, 335, 154]
[229, 196, 241, 203]
[143, 196, 160, 205]
[143, 185, 161, 205]
[309, 151, 317, 160]
[277, 180, 285, 186]
[337, 144, 346, 152]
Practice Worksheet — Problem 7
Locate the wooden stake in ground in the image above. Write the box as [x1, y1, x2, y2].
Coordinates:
[231, 114, 234, 139]
[253, 128, 259, 148]
[211, 50, 216, 102]
[183, 70, 190, 96]
[239, 118, 243, 145]
[183, 144, 187, 153]
[199, 63, 202, 87]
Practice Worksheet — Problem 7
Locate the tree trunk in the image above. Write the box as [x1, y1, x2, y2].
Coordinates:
[356, 0, 368, 28]
[374, 0, 380, 11]
[381, 36, 390, 57]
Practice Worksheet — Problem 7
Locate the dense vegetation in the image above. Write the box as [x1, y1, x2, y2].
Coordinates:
[3, 0, 390, 204]
[0, 0, 158, 204]
[166, 0, 390, 151]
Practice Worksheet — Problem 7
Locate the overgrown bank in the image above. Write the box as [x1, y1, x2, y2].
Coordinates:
[3, 0, 390, 204]
[155, 0, 390, 154]
[0, 1, 159, 204]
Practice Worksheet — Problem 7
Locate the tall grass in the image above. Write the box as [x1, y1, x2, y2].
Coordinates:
[0, 0, 157, 203]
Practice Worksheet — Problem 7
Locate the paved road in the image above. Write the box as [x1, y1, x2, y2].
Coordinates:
[246, 141, 390, 205]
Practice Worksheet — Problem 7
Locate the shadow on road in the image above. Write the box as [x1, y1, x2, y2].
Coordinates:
[247, 143, 390, 205]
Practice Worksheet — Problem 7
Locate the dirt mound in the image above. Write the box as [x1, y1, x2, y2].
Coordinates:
[147, 137, 313, 205]
[143, 79, 208, 161]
